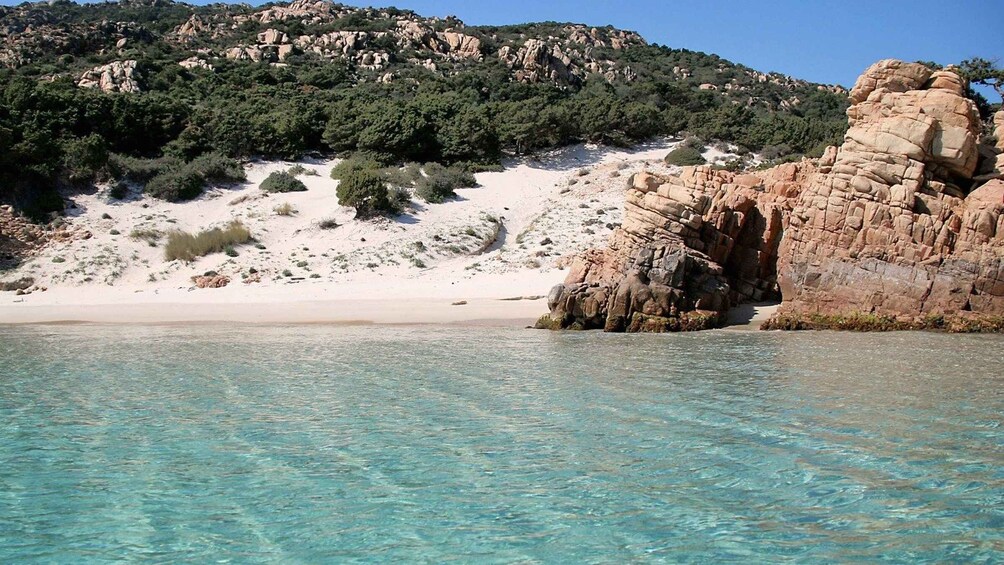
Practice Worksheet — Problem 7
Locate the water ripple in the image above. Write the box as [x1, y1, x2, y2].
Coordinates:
[0, 326, 1002, 563]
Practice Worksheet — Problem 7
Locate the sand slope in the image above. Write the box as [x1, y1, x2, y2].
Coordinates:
[1, 140, 749, 325]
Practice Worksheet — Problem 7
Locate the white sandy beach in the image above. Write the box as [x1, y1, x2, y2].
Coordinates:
[1, 139, 749, 326]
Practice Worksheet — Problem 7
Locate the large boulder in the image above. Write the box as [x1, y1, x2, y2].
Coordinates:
[437, 32, 482, 60]
[542, 243, 729, 332]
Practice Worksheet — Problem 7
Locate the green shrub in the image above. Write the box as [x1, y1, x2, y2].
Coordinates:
[145, 168, 205, 201]
[759, 144, 794, 161]
[461, 162, 504, 173]
[680, 136, 706, 151]
[330, 156, 384, 181]
[336, 170, 392, 218]
[414, 163, 477, 203]
[61, 134, 109, 184]
[187, 153, 246, 184]
[164, 221, 252, 262]
[385, 162, 423, 187]
[116, 153, 244, 202]
[388, 186, 410, 213]
[287, 164, 318, 177]
[664, 146, 706, 166]
[260, 171, 307, 193]
[108, 154, 180, 183]
[108, 181, 129, 200]
[415, 175, 454, 203]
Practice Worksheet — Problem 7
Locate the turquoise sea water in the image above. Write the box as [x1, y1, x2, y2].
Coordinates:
[0, 325, 1001, 563]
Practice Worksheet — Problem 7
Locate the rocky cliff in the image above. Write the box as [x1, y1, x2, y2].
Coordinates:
[540, 59, 1004, 332]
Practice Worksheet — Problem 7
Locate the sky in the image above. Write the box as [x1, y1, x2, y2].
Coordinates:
[5, 0, 1003, 96]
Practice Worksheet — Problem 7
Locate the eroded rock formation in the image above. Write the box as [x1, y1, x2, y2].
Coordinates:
[772, 60, 1003, 327]
[544, 163, 815, 331]
[77, 60, 141, 93]
[541, 59, 1004, 332]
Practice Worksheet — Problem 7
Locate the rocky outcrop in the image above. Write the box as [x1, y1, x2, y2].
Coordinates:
[563, 25, 644, 50]
[540, 162, 815, 331]
[295, 30, 368, 57]
[77, 60, 140, 93]
[437, 32, 482, 60]
[773, 60, 1002, 326]
[541, 59, 1004, 332]
[499, 39, 577, 84]
[0, 205, 87, 269]
[178, 56, 213, 71]
[174, 15, 212, 42]
[250, 0, 342, 25]
[225, 28, 297, 63]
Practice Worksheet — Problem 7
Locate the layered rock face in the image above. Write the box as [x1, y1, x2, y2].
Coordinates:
[773, 60, 1003, 326]
[542, 59, 1004, 332]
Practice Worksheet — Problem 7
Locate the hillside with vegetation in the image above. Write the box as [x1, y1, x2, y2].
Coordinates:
[1, 0, 859, 216]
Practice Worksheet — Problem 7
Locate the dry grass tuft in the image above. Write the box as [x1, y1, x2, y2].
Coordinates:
[164, 221, 252, 262]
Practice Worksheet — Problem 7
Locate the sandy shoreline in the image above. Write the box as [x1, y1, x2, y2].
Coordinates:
[0, 281, 781, 329]
[0, 269, 556, 326]
[0, 297, 547, 326]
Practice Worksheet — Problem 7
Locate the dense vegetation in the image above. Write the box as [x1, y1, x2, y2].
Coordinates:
[0, 0, 864, 218]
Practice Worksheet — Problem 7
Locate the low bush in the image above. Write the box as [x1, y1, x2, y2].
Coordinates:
[108, 181, 129, 200]
[330, 155, 384, 181]
[145, 167, 205, 201]
[186, 153, 246, 184]
[287, 164, 318, 177]
[108, 154, 179, 183]
[111, 153, 244, 202]
[336, 170, 393, 218]
[385, 162, 423, 187]
[164, 220, 252, 262]
[664, 146, 706, 166]
[680, 136, 706, 151]
[759, 144, 794, 161]
[61, 134, 109, 184]
[414, 163, 476, 203]
[260, 171, 307, 193]
[387, 186, 410, 213]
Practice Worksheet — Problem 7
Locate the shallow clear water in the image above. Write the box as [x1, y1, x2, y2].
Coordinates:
[0, 325, 1002, 563]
